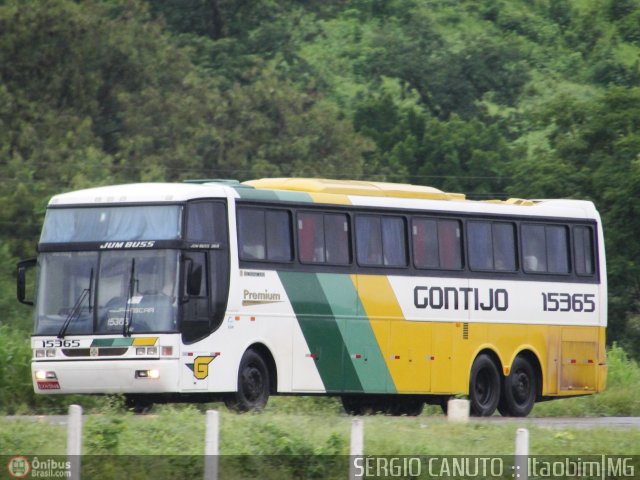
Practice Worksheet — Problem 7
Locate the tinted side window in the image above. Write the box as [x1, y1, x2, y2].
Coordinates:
[186, 202, 227, 244]
[522, 225, 546, 272]
[298, 212, 326, 263]
[468, 222, 493, 271]
[468, 222, 516, 272]
[438, 220, 463, 269]
[574, 226, 595, 275]
[522, 224, 569, 274]
[238, 209, 266, 260]
[356, 215, 407, 267]
[413, 218, 462, 270]
[298, 212, 350, 265]
[324, 214, 350, 264]
[266, 211, 293, 261]
[237, 208, 292, 262]
[356, 216, 382, 265]
[493, 223, 517, 272]
[547, 225, 569, 274]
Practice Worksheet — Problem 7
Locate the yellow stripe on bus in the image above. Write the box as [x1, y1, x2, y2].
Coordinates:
[353, 274, 427, 393]
[307, 192, 352, 205]
[132, 337, 158, 346]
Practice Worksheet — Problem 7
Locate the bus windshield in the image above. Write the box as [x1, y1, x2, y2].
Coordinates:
[40, 206, 182, 243]
[34, 250, 180, 335]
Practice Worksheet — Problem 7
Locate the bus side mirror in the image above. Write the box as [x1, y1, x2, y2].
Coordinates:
[17, 258, 37, 306]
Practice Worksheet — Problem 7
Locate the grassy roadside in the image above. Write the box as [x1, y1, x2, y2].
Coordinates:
[2, 407, 640, 457]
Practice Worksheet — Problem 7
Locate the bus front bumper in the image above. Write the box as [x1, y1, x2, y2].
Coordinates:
[32, 359, 180, 394]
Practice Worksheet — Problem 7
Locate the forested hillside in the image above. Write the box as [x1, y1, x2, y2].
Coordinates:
[2, 0, 640, 366]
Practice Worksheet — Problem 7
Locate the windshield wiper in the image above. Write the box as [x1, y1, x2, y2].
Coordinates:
[123, 258, 136, 337]
[58, 268, 93, 339]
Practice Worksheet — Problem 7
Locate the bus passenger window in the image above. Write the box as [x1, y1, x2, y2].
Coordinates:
[493, 223, 516, 271]
[438, 220, 462, 270]
[324, 214, 350, 264]
[547, 225, 569, 274]
[522, 225, 546, 272]
[412, 219, 439, 268]
[297, 212, 350, 265]
[574, 226, 595, 275]
[382, 217, 407, 267]
[356, 215, 407, 267]
[522, 224, 569, 274]
[298, 212, 325, 263]
[266, 211, 293, 261]
[413, 218, 462, 270]
[237, 209, 266, 260]
[356, 216, 382, 265]
[468, 222, 493, 271]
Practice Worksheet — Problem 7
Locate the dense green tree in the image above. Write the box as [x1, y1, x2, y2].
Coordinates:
[510, 87, 640, 350]
[2, 0, 640, 363]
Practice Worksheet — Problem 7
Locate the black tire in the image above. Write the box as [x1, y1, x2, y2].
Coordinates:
[225, 349, 270, 413]
[469, 354, 501, 416]
[341, 395, 366, 415]
[124, 394, 153, 414]
[497, 355, 537, 417]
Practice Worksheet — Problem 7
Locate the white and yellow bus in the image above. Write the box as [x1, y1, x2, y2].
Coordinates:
[17, 178, 607, 416]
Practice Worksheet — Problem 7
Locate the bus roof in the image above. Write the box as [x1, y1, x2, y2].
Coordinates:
[47, 183, 231, 206]
[46, 179, 599, 220]
[243, 178, 466, 201]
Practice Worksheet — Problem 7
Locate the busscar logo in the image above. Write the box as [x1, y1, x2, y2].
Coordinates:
[7, 456, 30, 478]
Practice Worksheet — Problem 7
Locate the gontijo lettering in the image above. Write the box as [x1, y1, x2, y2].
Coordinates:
[414, 286, 509, 311]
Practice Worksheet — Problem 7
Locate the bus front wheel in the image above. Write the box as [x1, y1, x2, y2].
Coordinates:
[469, 354, 501, 416]
[225, 349, 270, 413]
[498, 355, 536, 417]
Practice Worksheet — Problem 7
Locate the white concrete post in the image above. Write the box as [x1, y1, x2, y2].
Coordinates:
[348, 417, 364, 480]
[204, 410, 219, 480]
[67, 404, 82, 480]
[514, 427, 529, 480]
[447, 398, 470, 423]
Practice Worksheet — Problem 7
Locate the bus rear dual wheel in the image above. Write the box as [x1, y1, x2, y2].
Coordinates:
[469, 353, 536, 417]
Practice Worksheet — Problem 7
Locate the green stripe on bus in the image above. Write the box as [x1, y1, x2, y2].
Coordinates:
[90, 338, 132, 347]
[316, 274, 395, 393]
[278, 271, 363, 393]
[233, 187, 313, 203]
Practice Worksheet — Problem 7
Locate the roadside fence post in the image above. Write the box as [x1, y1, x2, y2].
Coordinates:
[348, 417, 364, 480]
[204, 410, 219, 480]
[67, 404, 82, 480]
[515, 427, 529, 480]
[447, 398, 470, 423]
